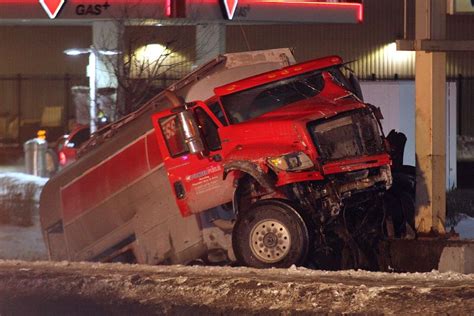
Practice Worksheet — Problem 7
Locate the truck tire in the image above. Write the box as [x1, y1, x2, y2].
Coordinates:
[232, 199, 309, 268]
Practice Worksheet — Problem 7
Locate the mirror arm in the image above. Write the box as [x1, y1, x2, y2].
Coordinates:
[163, 89, 185, 108]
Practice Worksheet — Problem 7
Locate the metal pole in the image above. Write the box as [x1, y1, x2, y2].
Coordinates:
[89, 48, 97, 134]
[456, 74, 462, 135]
[17, 74, 22, 144]
[404, 0, 408, 39]
[64, 73, 70, 133]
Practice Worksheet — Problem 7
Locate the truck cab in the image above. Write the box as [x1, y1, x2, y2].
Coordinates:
[152, 55, 393, 269]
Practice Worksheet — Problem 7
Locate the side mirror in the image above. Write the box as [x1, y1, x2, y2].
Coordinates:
[176, 109, 205, 154]
[368, 103, 384, 120]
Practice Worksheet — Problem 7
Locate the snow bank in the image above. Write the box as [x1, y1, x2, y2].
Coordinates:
[0, 172, 47, 226]
[0, 172, 48, 260]
[451, 214, 474, 239]
[458, 135, 474, 162]
[1, 260, 473, 315]
[0, 172, 47, 200]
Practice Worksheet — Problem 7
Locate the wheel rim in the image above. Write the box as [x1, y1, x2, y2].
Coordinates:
[249, 219, 291, 263]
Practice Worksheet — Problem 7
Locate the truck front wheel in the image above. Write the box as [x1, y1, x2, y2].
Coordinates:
[232, 199, 309, 268]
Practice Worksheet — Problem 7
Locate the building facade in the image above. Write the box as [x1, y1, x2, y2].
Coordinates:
[0, 0, 473, 143]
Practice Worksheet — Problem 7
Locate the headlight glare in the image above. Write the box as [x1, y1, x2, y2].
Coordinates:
[267, 152, 314, 171]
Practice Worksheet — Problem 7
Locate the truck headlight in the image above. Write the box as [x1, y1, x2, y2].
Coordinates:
[268, 152, 314, 171]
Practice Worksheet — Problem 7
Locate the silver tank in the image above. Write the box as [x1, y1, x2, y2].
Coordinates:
[24, 138, 47, 177]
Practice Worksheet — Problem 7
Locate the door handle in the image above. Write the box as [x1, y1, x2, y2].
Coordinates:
[174, 181, 185, 199]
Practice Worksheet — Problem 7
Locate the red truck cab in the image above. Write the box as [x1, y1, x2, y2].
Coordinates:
[40, 51, 402, 270]
[152, 55, 392, 268]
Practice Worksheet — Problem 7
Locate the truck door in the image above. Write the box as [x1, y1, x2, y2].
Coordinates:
[152, 102, 234, 217]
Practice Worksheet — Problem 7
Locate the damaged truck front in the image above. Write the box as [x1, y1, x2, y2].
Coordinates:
[40, 50, 407, 270]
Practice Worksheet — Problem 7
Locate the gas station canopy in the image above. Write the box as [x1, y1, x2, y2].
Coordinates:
[0, 0, 363, 24]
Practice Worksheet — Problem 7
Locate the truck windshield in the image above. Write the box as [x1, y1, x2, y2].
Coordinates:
[220, 66, 355, 124]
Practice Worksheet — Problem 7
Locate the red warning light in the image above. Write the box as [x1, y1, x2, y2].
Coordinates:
[59, 151, 67, 166]
[165, 0, 171, 16]
[167, 0, 186, 18]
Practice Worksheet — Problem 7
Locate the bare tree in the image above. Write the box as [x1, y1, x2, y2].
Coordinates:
[96, 1, 218, 117]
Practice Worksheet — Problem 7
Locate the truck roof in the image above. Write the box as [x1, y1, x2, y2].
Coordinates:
[214, 55, 343, 97]
[175, 48, 296, 102]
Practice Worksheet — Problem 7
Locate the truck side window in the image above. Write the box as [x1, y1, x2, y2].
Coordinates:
[159, 115, 189, 157]
[208, 102, 228, 126]
[195, 108, 221, 151]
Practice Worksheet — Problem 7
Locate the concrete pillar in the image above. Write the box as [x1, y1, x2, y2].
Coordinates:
[439, 244, 474, 274]
[92, 21, 120, 89]
[414, 0, 446, 235]
[92, 21, 122, 121]
[195, 23, 226, 66]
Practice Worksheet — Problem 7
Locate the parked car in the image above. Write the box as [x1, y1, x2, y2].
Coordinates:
[56, 125, 90, 168]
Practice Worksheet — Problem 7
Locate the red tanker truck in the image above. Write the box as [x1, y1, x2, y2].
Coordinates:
[40, 49, 411, 270]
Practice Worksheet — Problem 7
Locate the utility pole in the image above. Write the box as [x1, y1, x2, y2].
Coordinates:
[414, 0, 447, 235]
[396, 0, 474, 233]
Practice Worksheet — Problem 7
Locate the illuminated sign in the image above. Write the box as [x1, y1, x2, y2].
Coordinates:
[448, 0, 474, 14]
[39, 0, 110, 19]
[0, 0, 363, 23]
[0, 0, 166, 19]
[39, 0, 65, 19]
[222, 0, 238, 20]
[217, 0, 363, 23]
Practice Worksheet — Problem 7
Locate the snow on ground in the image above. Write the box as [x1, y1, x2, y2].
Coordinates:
[452, 214, 474, 239]
[0, 172, 48, 260]
[0, 172, 47, 200]
[0, 165, 25, 173]
[1, 260, 474, 315]
[0, 171, 473, 313]
[458, 135, 474, 161]
[0, 217, 47, 260]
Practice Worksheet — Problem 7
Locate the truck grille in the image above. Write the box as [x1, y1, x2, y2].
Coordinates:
[308, 109, 385, 161]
